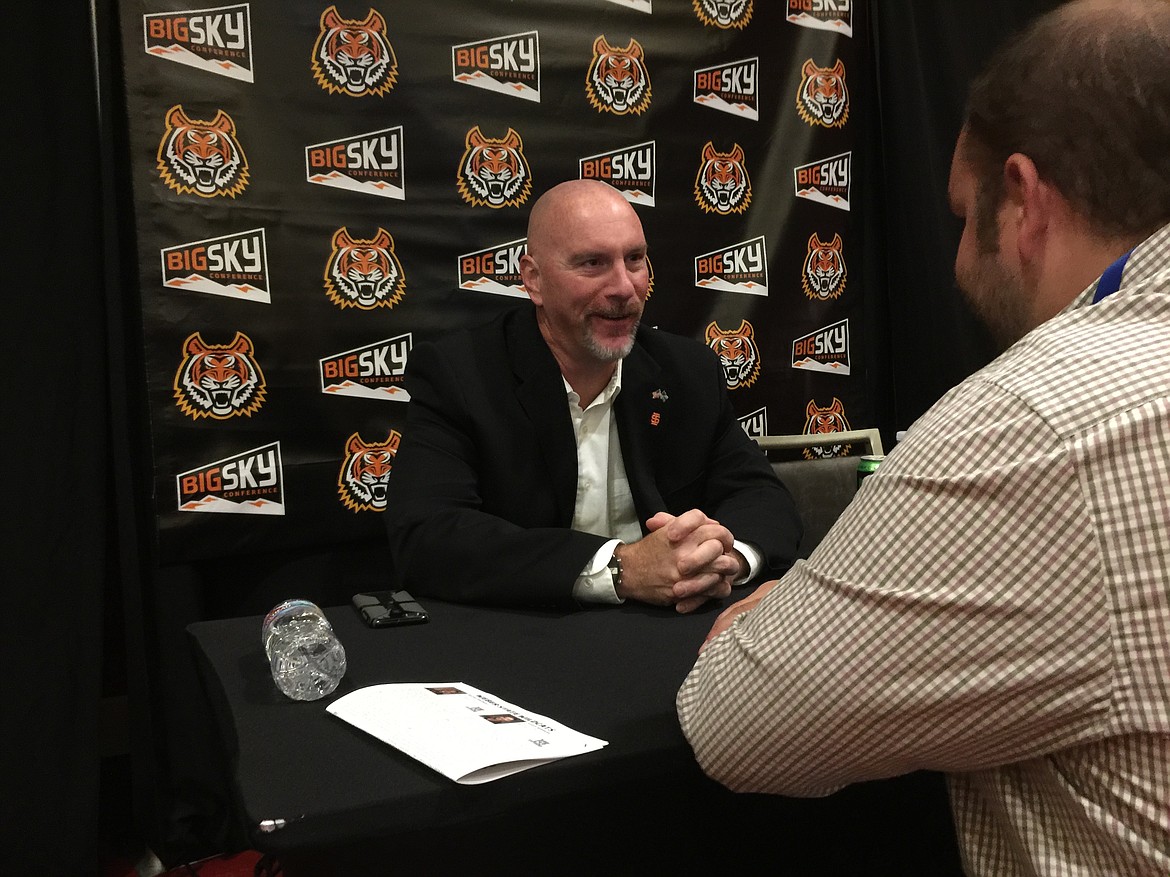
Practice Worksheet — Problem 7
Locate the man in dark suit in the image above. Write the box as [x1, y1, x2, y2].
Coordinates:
[385, 179, 801, 610]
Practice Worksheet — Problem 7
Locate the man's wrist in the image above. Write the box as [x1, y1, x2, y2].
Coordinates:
[607, 543, 625, 597]
[731, 540, 762, 585]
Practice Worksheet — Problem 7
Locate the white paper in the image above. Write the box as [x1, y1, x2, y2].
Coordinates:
[326, 682, 608, 784]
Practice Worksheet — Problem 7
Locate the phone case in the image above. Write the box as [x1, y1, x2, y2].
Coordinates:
[352, 589, 429, 628]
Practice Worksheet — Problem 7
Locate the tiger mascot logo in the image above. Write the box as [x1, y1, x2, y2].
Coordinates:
[801, 232, 847, 301]
[311, 6, 397, 97]
[585, 36, 652, 116]
[173, 332, 266, 420]
[705, 320, 761, 391]
[456, 126, 532, 208]
[157, 105, 249, 199]
[802, 398, 853, 459]
[693, 0, 753, 29]
[338, 430, 400, 512]
[797, 59, 849, 129]
[324, 227, 406, 310]
[695, 142, 751, 215]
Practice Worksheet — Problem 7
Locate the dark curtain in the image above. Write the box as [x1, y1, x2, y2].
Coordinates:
[1, 2, 1066, 873]
[872, 0, 1064, 430]
[2, 6, 110, 875]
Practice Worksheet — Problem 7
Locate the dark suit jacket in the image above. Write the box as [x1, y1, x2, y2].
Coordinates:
[384, 306, 802, 608]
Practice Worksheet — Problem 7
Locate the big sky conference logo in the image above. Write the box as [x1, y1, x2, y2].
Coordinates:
[452, 31, 540, 103]
[176, 442, 284, 515]
[319, 333, 411, 402]
[157, 105, 249, 199]
[311, 6, 397, 97]
[787, 0, 853, 38]
[458, 239, 527, 298]
[792, 319, 850, 375]
[161, 229, 270, 304]
[143, 4, 253, 82]
[794, 152, 851, 211]
[580, 142, 655, 206]
[738, 407, 768, 441]
[306, 126, 404, 200]
[694, 57, 758, 121]
[695, 236, 768, 296]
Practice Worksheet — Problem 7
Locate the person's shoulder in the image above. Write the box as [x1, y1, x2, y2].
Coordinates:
[419, 303, 527, 351]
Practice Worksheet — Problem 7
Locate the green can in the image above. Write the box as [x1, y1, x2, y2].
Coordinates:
[856, 455, 885, 488]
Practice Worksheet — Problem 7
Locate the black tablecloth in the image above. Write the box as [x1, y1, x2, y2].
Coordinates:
[189, 597, 963, 875]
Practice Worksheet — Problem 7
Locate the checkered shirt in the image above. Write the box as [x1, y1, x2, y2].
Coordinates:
[677, 222, 1170, 877]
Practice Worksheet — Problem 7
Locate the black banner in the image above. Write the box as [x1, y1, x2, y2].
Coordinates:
[115, 0, 877, 563]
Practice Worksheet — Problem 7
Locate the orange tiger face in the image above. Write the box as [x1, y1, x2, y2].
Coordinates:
[325, 228, 405, 309]
[803, 398, 852, 459]
[158, 105, 248, 198]
[802, 232, 847, 301]
[705, 320, 760, 390]
[586, 36, 651, 115]
[311, 6, 397, 96]
[695, 142, 751, 215]
[797, 59, 849, 128]
[338, 431, 400, 512]
[693, 0, 753, 29]
[174, 332, 265, 420]
[456, 126, 532, 208]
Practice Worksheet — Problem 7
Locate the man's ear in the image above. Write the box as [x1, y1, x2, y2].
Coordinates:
[519, 253, 541, 305]
[1002, 153, 1057, 264]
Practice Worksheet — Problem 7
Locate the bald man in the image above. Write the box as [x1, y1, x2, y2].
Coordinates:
[385, 180, 801, 610]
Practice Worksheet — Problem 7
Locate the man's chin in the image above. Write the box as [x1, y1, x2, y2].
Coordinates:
[587, 332, 636, 362]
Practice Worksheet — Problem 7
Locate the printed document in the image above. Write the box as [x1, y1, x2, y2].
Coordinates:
[326, 682, 608, 784]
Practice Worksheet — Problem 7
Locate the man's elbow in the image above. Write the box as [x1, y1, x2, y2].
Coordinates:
[687, 742, 845, 799]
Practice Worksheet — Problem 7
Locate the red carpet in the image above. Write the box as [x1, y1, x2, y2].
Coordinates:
[103, 850, 270, 877]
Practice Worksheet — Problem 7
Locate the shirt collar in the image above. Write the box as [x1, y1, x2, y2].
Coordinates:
[1066, 220, 1170, 313]
[563, 360, 624, 409]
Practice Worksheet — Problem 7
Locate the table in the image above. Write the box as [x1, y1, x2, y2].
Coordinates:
[189, 597, 963, 875]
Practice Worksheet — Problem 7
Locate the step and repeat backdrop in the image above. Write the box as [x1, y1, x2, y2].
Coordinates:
[116, 0, 875, 563]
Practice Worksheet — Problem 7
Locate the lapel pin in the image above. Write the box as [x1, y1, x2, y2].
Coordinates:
[651, 389, 669, 402]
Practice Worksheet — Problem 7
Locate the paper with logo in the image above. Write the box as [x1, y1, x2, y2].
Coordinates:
[326, 682, 608, 784]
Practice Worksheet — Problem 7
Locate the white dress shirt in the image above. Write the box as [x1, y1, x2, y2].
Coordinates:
[566, 362, 761, 603]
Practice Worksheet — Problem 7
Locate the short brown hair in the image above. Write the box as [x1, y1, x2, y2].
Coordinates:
[963, 0, 1170, 239]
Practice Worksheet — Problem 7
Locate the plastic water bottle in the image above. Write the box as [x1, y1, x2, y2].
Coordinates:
[262, 599, 347, 701]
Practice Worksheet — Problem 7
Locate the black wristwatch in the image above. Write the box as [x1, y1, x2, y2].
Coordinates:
[607, 546, 624, 594]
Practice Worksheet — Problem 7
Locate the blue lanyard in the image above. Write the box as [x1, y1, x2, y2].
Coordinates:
[1092, 249, 1132, 304]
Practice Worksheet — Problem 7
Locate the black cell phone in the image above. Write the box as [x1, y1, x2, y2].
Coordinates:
[352, 589, 429, 628]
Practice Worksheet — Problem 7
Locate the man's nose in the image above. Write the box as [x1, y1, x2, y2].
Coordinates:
[609, 263, 639, 298]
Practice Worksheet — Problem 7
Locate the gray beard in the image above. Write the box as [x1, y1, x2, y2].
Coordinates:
[583, 322, 638, 362]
